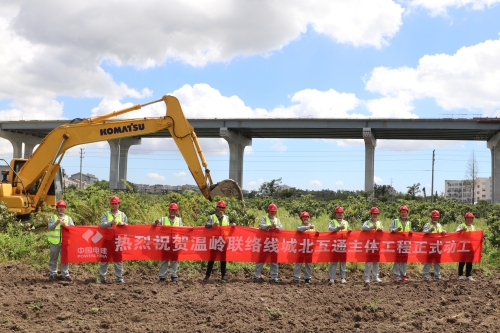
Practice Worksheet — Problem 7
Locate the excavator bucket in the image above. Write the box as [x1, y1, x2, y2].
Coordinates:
[210, 179, 244, 201]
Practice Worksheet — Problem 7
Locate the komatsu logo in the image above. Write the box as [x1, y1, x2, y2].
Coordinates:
[100, 123, 145, 136]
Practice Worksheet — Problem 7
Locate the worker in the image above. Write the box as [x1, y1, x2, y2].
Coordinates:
[456, 212, 477, 281]
[362, 207, 383, 283]
[153, 202, 183, 283]
[293, 211, 315, 284]
[47, 200, 75, 281]
[253, 203, 283, 283]
[389, 205, 412, 282]
[204, 200, 235, 282]
[328, 206, 351, 284]
[422, 210, 447, 280]
[99, 195, 128, 284]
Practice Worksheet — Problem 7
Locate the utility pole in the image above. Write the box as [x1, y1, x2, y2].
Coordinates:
[79, 148, 85, 189]
[431, 150, 435, 203]
[472, 152, 475, 204]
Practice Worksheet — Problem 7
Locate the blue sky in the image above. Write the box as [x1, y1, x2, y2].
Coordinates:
[1, 0, 499, 195]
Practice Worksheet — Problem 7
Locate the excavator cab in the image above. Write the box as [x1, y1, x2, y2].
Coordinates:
[9, 159, 63, 210]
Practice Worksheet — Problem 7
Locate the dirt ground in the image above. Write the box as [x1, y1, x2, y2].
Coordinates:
[0, 263, 499, 333]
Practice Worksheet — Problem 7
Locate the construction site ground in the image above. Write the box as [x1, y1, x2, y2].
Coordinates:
[0, 263, 499, 332]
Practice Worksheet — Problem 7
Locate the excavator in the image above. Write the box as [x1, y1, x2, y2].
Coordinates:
[0, 95, 243, 215]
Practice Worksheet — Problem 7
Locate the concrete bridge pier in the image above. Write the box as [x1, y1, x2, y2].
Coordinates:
[220, 127, 252, 188]
[363, 128, 376, 196]
[108, 138, 141, 190]
[0, 129, 42, 159]
[487, 133, 500, 204]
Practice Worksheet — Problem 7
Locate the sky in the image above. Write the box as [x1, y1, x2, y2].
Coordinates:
[1, 0, 500, 195]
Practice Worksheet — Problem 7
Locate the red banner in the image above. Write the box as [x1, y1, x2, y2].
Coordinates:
[61, 226, 483, 264]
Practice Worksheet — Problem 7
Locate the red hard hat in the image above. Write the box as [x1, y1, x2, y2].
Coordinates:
[217, 200, 227, 208]
[268, 203, 278, 212]
[431, 210, 440, 218]
[169, 202, 179, 210]
[335, 206, 344, 213]
[399, 205, 409, 212]
[110, 196, 120, 204]
[370, 207, 380, 214]
[464, 212, 474, 219]
[300, 211, 310, 219]
[56, 200, 66, 207]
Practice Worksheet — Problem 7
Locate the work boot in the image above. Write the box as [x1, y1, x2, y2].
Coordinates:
[64, 276, 72, 282]
[304, 279, 312, 284]
[171, 276, 178, 283]
[221, 275, 228, 281]
[49, 275, 56, 281]
[158, 277, 166, 283]
[203, 276, 210, 282]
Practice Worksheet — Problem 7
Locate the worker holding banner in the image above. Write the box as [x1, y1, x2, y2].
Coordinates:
[389, 205, 412, 282]
[362, 207, 384, 283]
[253, 203, 283, 283]
[98, 195, 128, 284]
[204, 200, 235, 282]
[153, 202, 183, 283]
[328, 206, 350, 284]
[422, 210, 447, 280]
[292, 211, 315, 284]
[456, 212, 477, 281]
[48, 200, 74, 281]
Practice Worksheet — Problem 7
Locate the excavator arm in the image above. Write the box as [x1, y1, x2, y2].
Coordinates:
[3, 95, 242, 215]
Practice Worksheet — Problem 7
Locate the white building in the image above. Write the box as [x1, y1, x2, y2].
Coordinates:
[445, 177, 491, 203]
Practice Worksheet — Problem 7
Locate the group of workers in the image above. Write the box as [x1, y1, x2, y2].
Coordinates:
[48, 197, 479, 284]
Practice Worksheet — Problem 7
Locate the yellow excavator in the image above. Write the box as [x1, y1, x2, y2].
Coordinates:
[0, 95, 243, 215]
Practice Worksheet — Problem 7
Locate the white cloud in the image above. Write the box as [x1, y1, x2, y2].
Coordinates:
[335, 180, 344, 186]
[310, 180, 322, 187]
[269, 140, 287, 152]
[374, 176, 383, 183]
[377, 139, 460, 151]
[174, 171, 187, 177]
[248, 181, 257, 186]
[147, 172, 165, 180]
[366, 38, 500, 113]
[365, 95, 419, 118]
[269, 89, 363, 118]
[1, 1, 404, 118]
[408, 0, 500, 16]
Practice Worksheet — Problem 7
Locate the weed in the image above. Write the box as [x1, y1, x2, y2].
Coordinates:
[91, 307, 99, 313]
[367, 296, 380, 313]
[266, 306, 286, 319]
[28, 303, 44, 311]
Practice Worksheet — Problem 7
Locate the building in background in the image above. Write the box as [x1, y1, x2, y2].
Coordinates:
[445, 177, 491, 203]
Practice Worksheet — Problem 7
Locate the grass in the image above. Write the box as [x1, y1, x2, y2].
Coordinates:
[0, 209, 497, 278]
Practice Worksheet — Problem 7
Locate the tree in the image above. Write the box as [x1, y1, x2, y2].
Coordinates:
[90, 180, 109, 190]
[407, 183, 421, 200]
[258, 178, 283, 197]
[464, 151, 479, 204]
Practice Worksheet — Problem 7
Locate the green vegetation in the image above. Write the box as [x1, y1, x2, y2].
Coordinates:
[0, 185, 499, 275]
